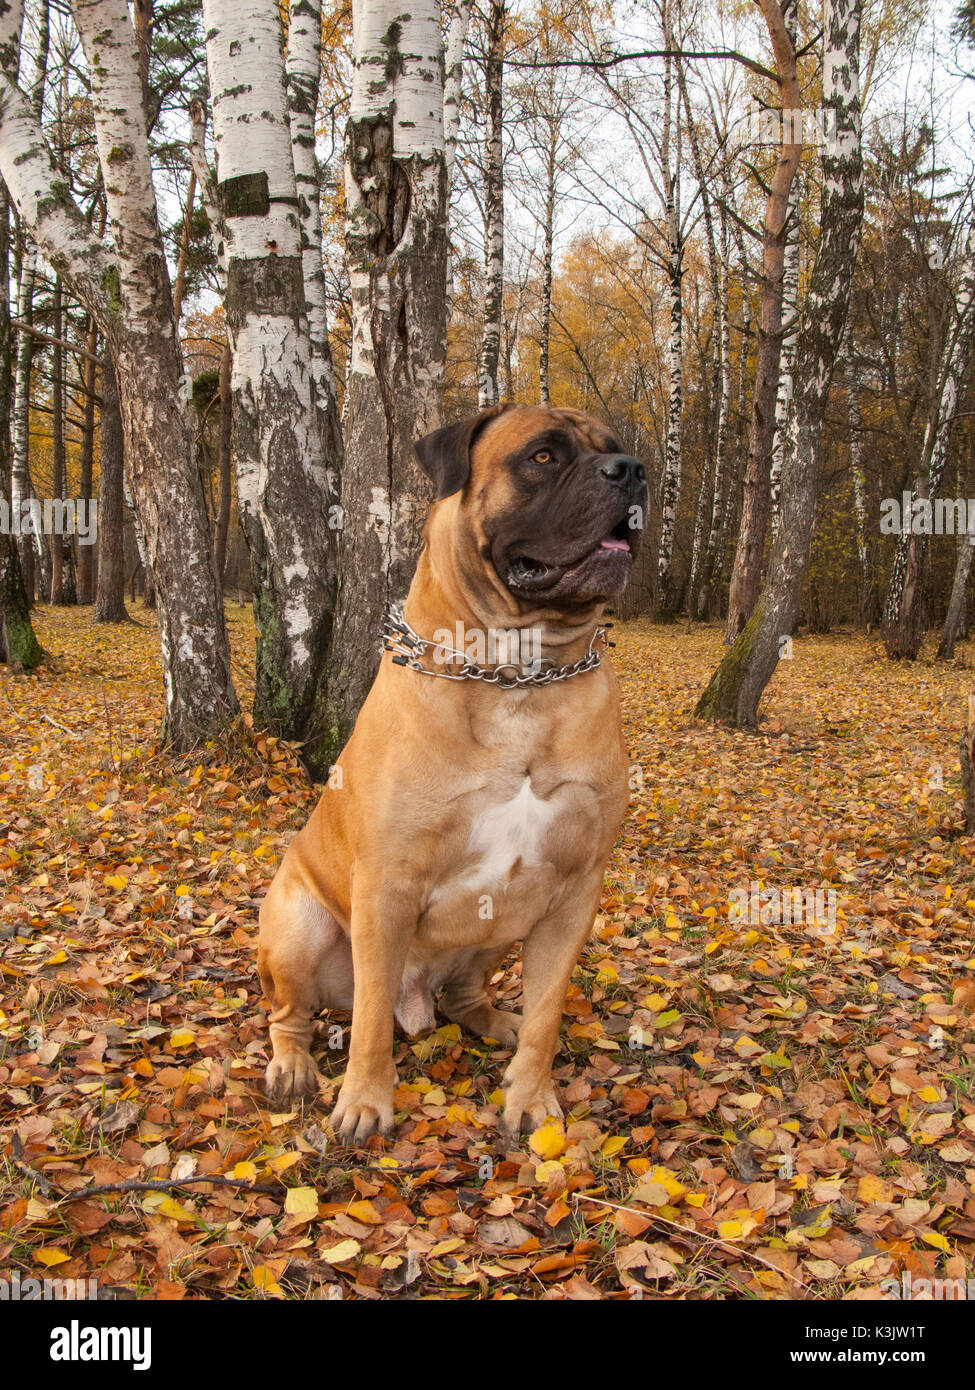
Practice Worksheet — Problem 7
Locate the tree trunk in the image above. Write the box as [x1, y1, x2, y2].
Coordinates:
[962, 694, 975, 833]
[695, 205, 732, 619]
[285, 0, 343, 480]
[538, 135, 555, 406]
[883, 222, 975, 659]
[0, 0, 239, 744]
[697, 0, 863, 725]
[10, 241, 37, 602]
[847, 383, 879, 627]
[0, 183, 41, 669]
[768, 0, 799, 540]
[655, 27, 683, 620]
[76, 316, 99, 603]
[92, 352, 129, 622]
[213, 340, 232, 586]
[324, 0, 448, 759]
[203, 0, 339, 775]
[477, 0, 504, 408]
[724, 0, 802, 641]
[677, 55, 726, 621]
[938, 524, 974, 661]
[50, 276, 66, 603]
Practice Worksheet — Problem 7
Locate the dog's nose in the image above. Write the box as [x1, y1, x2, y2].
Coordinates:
[599, 455, 646, 491]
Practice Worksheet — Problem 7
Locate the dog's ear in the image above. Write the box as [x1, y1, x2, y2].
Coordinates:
[414, 403, 511, 499]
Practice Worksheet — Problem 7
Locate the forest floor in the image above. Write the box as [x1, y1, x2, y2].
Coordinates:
[1, 604, 974, 1301]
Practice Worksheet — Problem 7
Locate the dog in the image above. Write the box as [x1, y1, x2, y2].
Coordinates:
[257, 403, 647, 1142]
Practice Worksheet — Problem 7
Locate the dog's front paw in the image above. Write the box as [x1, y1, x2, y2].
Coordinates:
[500, 1072, 562, 1139]
[331, 1072, 395, 1144]
[265, 1049, 321, 1108]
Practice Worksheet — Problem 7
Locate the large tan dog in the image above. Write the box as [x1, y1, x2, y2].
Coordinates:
[257, 403, 647, 1142]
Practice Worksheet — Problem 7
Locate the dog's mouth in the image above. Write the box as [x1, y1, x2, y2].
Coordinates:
[505, 515, 635, 595]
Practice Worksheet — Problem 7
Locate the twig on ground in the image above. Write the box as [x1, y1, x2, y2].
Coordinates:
[571, 1192, 812, 1295]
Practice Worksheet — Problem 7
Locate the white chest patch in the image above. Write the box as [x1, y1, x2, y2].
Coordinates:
[463, 776, 556, 893]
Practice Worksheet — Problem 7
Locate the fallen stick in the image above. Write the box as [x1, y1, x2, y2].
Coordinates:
[48, 1173, 282, 1204]
[571, 1191, 813, 1296]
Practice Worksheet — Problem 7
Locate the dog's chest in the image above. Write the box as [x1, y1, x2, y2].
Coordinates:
[419, 774, 587, 949]
[462, 775, 556, 892]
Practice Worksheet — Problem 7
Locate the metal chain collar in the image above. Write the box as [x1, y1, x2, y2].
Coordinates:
[380, 602, 613, 690]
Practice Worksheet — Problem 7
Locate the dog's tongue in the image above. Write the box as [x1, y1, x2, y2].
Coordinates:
[599, 537, 629, 552]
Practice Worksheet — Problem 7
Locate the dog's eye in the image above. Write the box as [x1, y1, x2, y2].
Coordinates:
[532, 449, 554, 463]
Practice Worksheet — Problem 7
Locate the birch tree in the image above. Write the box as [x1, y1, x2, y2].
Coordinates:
[723, 0, 802, 642]
[768, 0, 799, 537]
[9, 0, 49, 601]
[202, 0, 339, 773]
[285, 0, 343, 471]
[882, 220, 975, 660]
[0, 181, 41, 668]
[476, 0, 505, 408]
[697, 0, 863, 725]
[323, 0, 449, 753]
[655, 0, 684, 619]
[938, 519, 974, 661]
[0, 0, 238, 745]
[91, 352, 128, 622]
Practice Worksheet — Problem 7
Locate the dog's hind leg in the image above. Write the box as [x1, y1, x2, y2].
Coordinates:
[258, 864, 353, 1108]
[439, 947, 521, 1046]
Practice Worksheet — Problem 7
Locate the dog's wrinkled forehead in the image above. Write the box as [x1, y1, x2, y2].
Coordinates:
[473, 405, 619, 470]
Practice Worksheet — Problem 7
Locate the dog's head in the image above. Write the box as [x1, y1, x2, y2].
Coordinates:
[415, 403, 647, 611]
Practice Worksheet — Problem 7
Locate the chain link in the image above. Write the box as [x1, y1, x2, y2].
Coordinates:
[380, 602, 612, 690]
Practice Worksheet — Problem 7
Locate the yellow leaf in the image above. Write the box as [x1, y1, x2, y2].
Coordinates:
[717, 1221, 743, 1240]
[104, 875, 127, 891]
[534, 1160, 565, 1185]
[169, 1029, 194, 1050]
[157, 1197, 196, 1222]
[921, 1232, 951, 1253]
[320, 1239, 360, 1264]
[232, 1161, 257, 1181]
[284, 1186, 319, 1217]
[267, 1151, 302, 1173]
[529, 1121, 566, 1160]
[857, 1174, 894, 1205]
[252, 1265, 283, 1296]
[601, 1135, 628, 1158]
[346, 1200, 382, 1225]
[429, 1237, 464, 1258]
[34, 1248, 71, 1267]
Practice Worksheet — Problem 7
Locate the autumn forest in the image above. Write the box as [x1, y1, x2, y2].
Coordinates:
[0, 0, 975, 1324]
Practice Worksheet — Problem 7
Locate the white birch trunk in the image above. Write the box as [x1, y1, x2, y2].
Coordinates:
[770, 176, 799, 535]
[769, 0, 800, 538]
[0, 0, 239, 745]
[443, 0, 472, 186]
[327, 0, 448, 750]
[656, 19, 683, 617]
[285, 0, 342, 469]
[476, 0, 504, 409]
[443, 0, 472, 310]
[884, 220, 975, 655]
[203, 0, 339, 772]
[698, 0, 863, 725]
